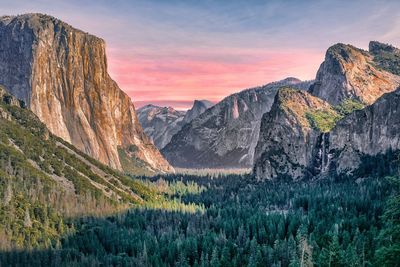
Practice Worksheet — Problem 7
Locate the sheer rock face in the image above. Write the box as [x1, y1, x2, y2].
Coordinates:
[327, 88, 400, 175]
[182, 100, 213, 124]
[138, 100, 213, 150]
[162, 78, 312, 168]
[309, 43, 400, 105]
[0, 13, 173, 173]
[253, 88, 337, 180]
[137, 105, 186, 149]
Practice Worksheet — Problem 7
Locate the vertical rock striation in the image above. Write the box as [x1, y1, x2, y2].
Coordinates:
[0, 13, 173, 173]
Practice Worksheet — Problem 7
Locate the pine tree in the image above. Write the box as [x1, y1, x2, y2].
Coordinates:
[220, 246, 231, 267]
[328, 234, 341, 267]
[375, 176, 400, 266]
[210, 247, 220, 267]
[296, 227, 313, 267]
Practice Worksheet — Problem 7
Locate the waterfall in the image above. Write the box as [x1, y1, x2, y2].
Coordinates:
[321, 132, 330, 173]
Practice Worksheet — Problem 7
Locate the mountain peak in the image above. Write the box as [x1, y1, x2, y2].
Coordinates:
[192, 99, 213, 109]
[0, 13, 102, 44]
[280, 77, 302, 84]
[182, 99, 213, 123]
[309, 42, 400, 105]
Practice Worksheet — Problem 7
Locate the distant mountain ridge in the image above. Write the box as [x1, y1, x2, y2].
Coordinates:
[182, 100, 214, 124]
[137, 105, 186, 149]
[137, 100, 213, 149]
[0, 13, 173, 174]
[162, 77, 313, 168]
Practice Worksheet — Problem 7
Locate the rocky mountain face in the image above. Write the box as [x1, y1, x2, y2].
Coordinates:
[137, 100, 213, 150]
[326, 88, 400, 175]
[182, 100, 214, 124]
[0, 13, 172, 174]
[254, 42, 400, 181]
[253, 88, 339, 180]
[137, 105, 186, 149]
[309, 42, 400, 105]
[162, 78, 312, 168]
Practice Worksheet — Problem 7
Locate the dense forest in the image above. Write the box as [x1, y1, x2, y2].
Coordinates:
[0, 170, 399, 266]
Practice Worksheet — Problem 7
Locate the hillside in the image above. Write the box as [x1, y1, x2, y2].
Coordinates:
[0, 84, 160, 249]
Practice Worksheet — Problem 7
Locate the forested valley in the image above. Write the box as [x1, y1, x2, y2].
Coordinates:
[1, 169, 399, 267]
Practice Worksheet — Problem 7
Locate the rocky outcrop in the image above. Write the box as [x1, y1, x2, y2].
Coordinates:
[0, 84, 26, 120]
[253, 88, 339, 180]
[0, 13, 173, 174]
[182, 100, 213, 124]
[162, 78, 312, 168]
[309, 43, 400, 105]
[326, 87, 400, 175]
[137, 105, 186, 149]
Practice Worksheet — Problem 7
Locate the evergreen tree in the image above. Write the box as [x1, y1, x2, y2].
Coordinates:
[210, 247, 220, 267]
[375, 176, 400, 266]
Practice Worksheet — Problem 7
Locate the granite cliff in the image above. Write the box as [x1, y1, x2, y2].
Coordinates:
[182, 100, 213, 124]
[309, 42, 400, 105]
[0, 13, 172, 174]
[0, 84, 153, 206]
[253, 88, 339, 180]
[326, 87, 400, 175]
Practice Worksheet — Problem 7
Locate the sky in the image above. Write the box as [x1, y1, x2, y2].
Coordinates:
[1, 0, 399, 110]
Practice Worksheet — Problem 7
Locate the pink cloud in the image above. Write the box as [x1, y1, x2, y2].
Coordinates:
[107, 46, 324, 109]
